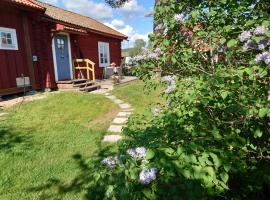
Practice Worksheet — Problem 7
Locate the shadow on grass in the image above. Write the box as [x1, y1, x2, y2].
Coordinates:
[27, 141, 116, 200]
[0, 126, 33, 152]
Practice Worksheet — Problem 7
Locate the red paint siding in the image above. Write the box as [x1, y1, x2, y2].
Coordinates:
[0, 6, 29, 91]
[31, 21, 56, 89]
[71, 33, 122, 79]
[0, 4, 123, 96]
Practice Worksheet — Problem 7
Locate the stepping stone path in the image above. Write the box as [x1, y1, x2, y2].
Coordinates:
[102, 92, 134, 142]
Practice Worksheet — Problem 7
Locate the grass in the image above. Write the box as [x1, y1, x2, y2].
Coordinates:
[0, 81, 161, 199]
[0, 92, 119, 200]
[111, 80, 163, 113]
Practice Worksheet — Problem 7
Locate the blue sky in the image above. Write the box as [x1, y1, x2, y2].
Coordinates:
[41, 0, 154, 48]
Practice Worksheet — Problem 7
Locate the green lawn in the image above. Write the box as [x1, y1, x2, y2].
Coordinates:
[112, 80, 163, 113]
[0, 92, 119, 200]
[0, 81, 161, 199]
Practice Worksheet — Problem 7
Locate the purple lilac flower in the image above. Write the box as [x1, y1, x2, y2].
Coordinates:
[174, 14, 184, 23]
[127, 147, 147, 159]
[243, 40, 256, 51]
[101, 156, 119, 168]
[155, 24, 163, 32]
[258, 39, 270, 50]
[254, 26, 268, 35]
[139, 168, 158, 185]
[162, 76, 177, 94]
[161, 75, 175, 84]
[255, 52, 270, 65]
[164, 25, 169, 36]
[151, 107, 161, 116]
[154, 48, 163, 56]
[239, 31, 252, 42]
[165, 83, 176, 94]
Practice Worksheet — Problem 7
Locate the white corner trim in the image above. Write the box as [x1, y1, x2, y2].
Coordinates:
[51, 32, 73, 82]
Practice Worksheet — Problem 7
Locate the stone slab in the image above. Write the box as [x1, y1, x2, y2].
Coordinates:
[123, 108, 134, 112]
[105, 95, 117, 100]
[108, 125, 123, 133]
[112, 118, 128, 124]
[119, 103, 131, 109]
[90, 89, 109, 94]
[117, 112, 132, 117]
[0, 113, 7, 117]
[103, 135, 122, 142]
[112, 99, 124, 104]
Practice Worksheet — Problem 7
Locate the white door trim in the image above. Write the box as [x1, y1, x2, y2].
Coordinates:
[52, 32, 73, 81]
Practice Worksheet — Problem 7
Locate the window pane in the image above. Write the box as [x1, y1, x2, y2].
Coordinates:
[7, 38, 12, 45]
[1, 32, 6, 38]
[6, 33, 12, 39]
[1, 38, 7, 44]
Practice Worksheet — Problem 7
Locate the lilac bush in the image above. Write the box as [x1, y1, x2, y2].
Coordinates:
[101, 156, 119, 168]
[139, 168, 158, 185]
[239, 31, 252, 42]
[127, 147, 147, 159]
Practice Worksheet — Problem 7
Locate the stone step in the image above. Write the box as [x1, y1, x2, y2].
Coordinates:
[112, 118, 128, 124]
[117, 112, 132, 117]
[119, 103, 131, 109]
[0, 113, 7, 117]
[80, 84, 101, 92]
[105, 95, 117, 100]
[103, 135, 122, 142]
[123, 108, 134, 112]
[108, 125, 123, 133]
[73, 81, 95, 88]
[112, 99, 124, 104]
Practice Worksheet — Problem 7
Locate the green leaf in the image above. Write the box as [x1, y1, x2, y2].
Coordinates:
[259, 108, 268, 118]
[254, 129, 263, 138]
[146, 150, 155, 160]
[265, 31, 270, 37]
[227, 39, 237, 48]
[221, 91, 229, 100]
[220, 172, 229, 183]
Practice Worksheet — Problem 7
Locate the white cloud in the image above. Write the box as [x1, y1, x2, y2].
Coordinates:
[105, 19, 149, 48]
[62, 0, 113, 21]
[40, 0, 59, 5]
[119, 0, 145, 18]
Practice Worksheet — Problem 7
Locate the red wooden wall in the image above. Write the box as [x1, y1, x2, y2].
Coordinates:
[0, 3, 123, 96]
[70, 33, 122, 79]
[0, 6, 30, 94]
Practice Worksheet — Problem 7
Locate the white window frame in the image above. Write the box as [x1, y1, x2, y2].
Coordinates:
[0, 27, 18, 50]
[98, 42, 110, 67]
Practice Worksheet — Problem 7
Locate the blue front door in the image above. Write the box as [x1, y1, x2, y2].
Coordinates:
[54, 35, 71, 81]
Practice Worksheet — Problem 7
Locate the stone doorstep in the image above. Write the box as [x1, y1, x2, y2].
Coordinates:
[108, 125, 123, 133]
[112, 118, 128, 124]
[103, 135, 122, 142]
[119, 103, 131, 109]
[117, 112, 132, 117]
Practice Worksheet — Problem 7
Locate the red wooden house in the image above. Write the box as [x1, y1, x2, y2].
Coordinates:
[0, 0, 128, 96]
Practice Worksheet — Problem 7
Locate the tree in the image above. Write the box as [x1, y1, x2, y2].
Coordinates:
[130, 39, 146, 57]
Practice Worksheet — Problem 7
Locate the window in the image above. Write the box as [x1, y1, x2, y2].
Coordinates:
[98, 42, 110, 67]
[0, 27, 18, 50]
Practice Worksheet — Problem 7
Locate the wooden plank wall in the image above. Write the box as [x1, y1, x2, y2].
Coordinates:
[0, 6, 29, 93]
[71, 33, 122, 79]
